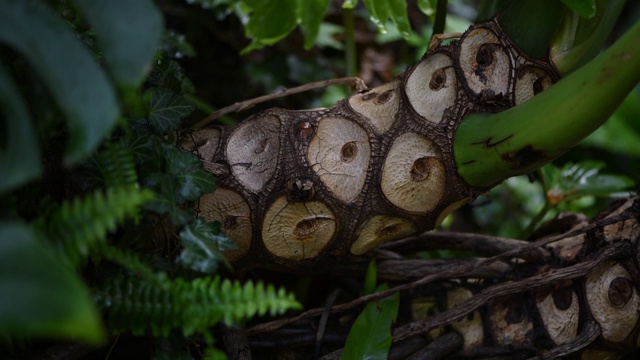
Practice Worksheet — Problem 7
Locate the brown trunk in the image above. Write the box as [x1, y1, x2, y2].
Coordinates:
[178, 19, 559, 271]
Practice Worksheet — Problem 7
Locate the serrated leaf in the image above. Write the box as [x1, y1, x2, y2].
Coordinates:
[343, 284, 399, 360]
[0, 222, 104, 343]
[178, 218, 235, 273]
[145, 88, 194, 134]
[560, 0, 596, 19]
[76, 0, 163, 88]
[0, 63, 41, 193]
[0, 0, 119, 166]
[300, 0, 330, 50]
[362, 0, 412, 38]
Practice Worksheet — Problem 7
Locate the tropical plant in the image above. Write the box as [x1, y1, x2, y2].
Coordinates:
[0, 0, 638, 359]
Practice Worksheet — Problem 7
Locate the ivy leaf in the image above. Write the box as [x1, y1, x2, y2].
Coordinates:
[75, 0, 163, 88]
[542, 161, 634, 205]
[163, 144, 216, 203]
[178, 218, 235, 273]
[362, 0, 412, 39]
[0, 0, 119, 166]
[145, 88, 194, 134]
[0, 63, 41, 193]
[560, 0, 596, 19]
[0, 222, 104, 343]
[144, 173, 194, 225]
[343, 284, 399, 360]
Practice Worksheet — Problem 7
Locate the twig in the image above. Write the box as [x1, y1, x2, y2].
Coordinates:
[380, 231, 549, 262]
[193, 77, 368, 129]
[246, 199, 638, 337]
[529, 320, 600, 360]
[391, 242, 628, 342]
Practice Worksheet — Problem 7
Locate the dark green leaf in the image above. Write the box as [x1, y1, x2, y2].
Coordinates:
[560, 0, 596, 19]
[75, 0, 163, 87]
[163, 144, 216, 202]
[300, 0, 330, 50]
[0, 63, 41, 193]
[583, 90, 640, 157]
[0, 222, 104, 343]
[241, 0, 299, 53]
[343, 284, 399, 360]
[144, 173, 194, 225]
[362, 0, 412, 39]
[362, 260, 377, 296]
[178, 218, 235, 273]
[145, 88, 194, 134]
[0, 0, 119, 166]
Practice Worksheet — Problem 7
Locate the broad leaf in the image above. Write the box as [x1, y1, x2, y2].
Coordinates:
[561, 0, 596, 19]
[145, 88, 195, 134]
[241, 0, 299, 53]
[362, 0, 412, 39]
[0, 0, 119, 166]
[76, 0, 163, 88]
[178, 218, 235, 273]
[343, 284, 399, 360]
[583, 90, 640, 157]
[300, 0, 330, 50]
[0, 63, 41, 193]
[0, 222, 104, 343]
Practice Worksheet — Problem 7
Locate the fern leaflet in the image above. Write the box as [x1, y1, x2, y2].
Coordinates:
[95, 275, 301, 337]
[36, 186, 155, 266]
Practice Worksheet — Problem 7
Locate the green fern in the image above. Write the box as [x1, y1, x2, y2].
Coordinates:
[100, 141, 139, 188]
[36, 186, 155, 266]
[94, 275, 301, 337]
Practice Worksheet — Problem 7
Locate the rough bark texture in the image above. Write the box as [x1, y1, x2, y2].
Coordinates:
[178, 19, 559, 271]
[241, 197, 640, 359]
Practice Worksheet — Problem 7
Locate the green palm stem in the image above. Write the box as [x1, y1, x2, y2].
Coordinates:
[453, 20, 640, 188]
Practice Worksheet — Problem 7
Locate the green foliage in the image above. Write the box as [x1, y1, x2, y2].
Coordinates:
[145, 87, 195, 134]
[343, 284, 399, 360]
[0, 63, 40, 193]
[75, 0, 163, 88]
[560, 0, 596, 19]
[541, 161, 634, 206]
[95, 275, 301, 337]
[0, 0, 120, 166]
[583, 88, 640, 158]
[473, 160, 635, 238]
[362, 0, 412, 38]
[1, 0, 300, 353]
[0, 222, 104, 344]
[35, 186, 155, 267]
[179, 218, 235, 274]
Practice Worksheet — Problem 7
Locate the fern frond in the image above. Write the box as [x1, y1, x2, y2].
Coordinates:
[98, 244, 169, 288]
[95, 275, 301, 337]
[38, 186, 154, 266]
[100, 141, 138, 188]
[95, 276, 179, 336]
